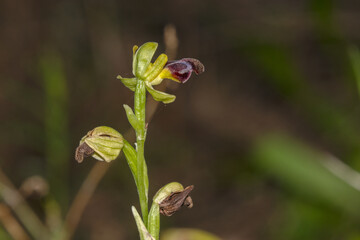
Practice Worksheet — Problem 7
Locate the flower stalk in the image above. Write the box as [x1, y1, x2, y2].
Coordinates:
[134, 80, 149, 225]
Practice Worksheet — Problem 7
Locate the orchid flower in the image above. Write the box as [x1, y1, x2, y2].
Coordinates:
[117, 42, 204, 104]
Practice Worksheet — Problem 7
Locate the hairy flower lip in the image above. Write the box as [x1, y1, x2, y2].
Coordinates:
[164, 58, 205, 83]
[166, 58, 205, 75]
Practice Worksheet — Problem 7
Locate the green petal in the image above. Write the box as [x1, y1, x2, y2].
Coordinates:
[133, 42, 158, 79]
[133, 45, 139, 56]
[145, 82, 176, 104]
[117, 75, 137, 91]
[144, 54, 168, 82]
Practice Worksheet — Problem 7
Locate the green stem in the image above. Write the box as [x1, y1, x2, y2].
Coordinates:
[134, 80, 149, 226]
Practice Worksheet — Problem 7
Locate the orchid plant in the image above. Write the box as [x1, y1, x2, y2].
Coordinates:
[75, 42, 204, 239]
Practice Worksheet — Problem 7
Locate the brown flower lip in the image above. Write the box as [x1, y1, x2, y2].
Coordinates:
[75, 142, 95, 163]
[159, 185, 194, 217]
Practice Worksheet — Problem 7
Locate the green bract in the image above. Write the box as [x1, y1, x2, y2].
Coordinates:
[77, 126, 124, 163]
[132, 206, 155, 240]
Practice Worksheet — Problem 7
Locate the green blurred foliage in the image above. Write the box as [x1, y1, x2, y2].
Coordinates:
[253, 134, 360, 239]
[39, 51, 70, 210]
[349, 46, 360, 97]
[253, 134, 360, 215]
[162, 228, 221, 240]
[0, 228, 11, 240]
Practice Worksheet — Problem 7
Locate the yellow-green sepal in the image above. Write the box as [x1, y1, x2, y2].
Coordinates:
[117, 75, 137, 91]
[153, 182, 184, 204]
[133, 42, 158, 79]
[145, 81, 176, 104]
[131, 206, 155, 240]
[83, 136, 123, 162]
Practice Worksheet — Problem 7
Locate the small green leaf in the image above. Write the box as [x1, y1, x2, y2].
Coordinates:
[117, 75, 137, 91]
[132, 206, 155, 240]
[145, 82, 176, 104]
[148, 203, 160, 240]
[123, 104, 141, 131]
[133, 42, 158, 79]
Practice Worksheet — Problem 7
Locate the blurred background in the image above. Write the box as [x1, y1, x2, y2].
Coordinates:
[1, 0, 360, 239]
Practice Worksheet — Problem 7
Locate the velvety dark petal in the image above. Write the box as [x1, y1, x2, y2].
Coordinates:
[164, 58, 204, 83]
[165, 60, 193, 83]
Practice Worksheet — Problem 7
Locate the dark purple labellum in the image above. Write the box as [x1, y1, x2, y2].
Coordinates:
[165, 58, 204, 83]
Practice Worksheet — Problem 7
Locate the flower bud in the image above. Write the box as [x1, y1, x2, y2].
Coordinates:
[75, 126, 124, 163]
